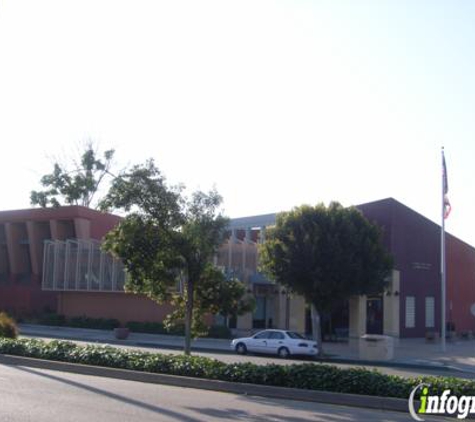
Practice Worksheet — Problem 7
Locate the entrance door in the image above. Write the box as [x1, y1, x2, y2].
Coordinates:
[253, 296, 266, 329]
[366, 297, 383, 334]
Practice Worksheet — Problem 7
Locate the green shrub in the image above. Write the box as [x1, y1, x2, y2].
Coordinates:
[1, 337, 475, 399]
[0, 312, 18, 339]
[28, 314, 229, 339]
[165, 324, 185, 335]
[205, 325, 233, 339]
[125, 321, 184, 335]
[38, 313, 66, 326]
[125, 321, 231, 338]
[68, 316, 120, 330]
[23, 313, 120, 330]
[125, 321, 168, 334]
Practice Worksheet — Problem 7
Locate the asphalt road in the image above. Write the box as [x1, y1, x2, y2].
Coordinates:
[25, 335, 474, 381]
[0, 363, 450, 422]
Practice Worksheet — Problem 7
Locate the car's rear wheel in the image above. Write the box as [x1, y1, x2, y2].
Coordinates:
[277, 346, 290, 359]
[235, 342, 247, 355]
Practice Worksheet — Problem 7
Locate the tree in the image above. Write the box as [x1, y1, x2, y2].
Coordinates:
[171, 270, 255, 333]
[101, 160, 253, 355]
[208, 277, 255, 329]
[163, 269, 255, 342]
[31, 142, 116, 208]
[259, 202, 393, 355]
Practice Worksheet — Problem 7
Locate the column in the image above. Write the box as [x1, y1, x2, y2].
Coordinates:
[26, 221, 41, 276]
[74, 218, 91, 240]
[236, 312, 253, 335]
[383, 270, 400, 338]
[288, 294, 306, 333]
[228, 229, 237, 269]
[50, 220, 60, 240]
[4, 223, 20, 275]
[349, 295, 367, 350]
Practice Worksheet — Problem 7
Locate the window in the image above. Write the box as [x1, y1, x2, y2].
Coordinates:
[269, 332, 284, 340]
[254, 331, 271, 339]
[286, 331, 305, 340]
[252, 296, 266, 329]
[228, 315, 237, 330]
[405, 296, 416, 328]
[425, 297, 435, 328]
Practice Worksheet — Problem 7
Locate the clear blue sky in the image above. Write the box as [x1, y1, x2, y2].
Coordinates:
[0, 1, 474, 246]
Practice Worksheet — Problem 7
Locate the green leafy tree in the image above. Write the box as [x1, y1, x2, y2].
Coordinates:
[101, 161, 253, 355]
[31, 142, 115, 208]
[259, 202, 393, 355]
[100, 160, 184, 302]
[171, 271, 255, 334]
[163, 270, 255, 340]
[210, 277, 255, 328]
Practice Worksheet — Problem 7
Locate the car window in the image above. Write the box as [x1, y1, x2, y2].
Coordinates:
[286, 331, 305, 339]
[254, 331, 271, 339]
[269, 332, 285, 340]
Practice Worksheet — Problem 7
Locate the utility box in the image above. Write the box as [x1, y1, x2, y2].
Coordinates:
[359, 334, 394, 361]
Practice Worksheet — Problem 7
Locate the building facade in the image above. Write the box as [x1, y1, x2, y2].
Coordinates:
[0, 206, 120, 315]
[215, 214, 306, 335]
[354, 198, 475, 338]
[1, 198, 474, 339]
[217, 198, 475, 339]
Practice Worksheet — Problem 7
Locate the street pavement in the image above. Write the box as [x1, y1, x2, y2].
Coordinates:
[15, 324, 475, 379]
[17, 324, 475, 374]
[0, 364, 450, 421]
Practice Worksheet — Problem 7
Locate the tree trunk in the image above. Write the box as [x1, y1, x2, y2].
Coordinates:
[184, 279, 194, 355]
[310, 303, 323, 357]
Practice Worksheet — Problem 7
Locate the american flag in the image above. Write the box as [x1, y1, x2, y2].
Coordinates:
[443, 152, 451, 219]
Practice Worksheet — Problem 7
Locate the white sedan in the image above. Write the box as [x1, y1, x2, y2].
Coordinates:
[230, 329, 318, 359]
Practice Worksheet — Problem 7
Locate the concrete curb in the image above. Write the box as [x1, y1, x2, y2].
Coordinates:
[316, 357, 457, 372]
[0, 353, 409, 414]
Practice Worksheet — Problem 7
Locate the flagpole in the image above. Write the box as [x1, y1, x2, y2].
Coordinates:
[441, 147, 446, 353]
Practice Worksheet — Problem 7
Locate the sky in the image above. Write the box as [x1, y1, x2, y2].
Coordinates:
[0, 1, 474, 246]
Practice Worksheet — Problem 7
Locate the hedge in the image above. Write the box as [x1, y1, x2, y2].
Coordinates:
[24, 313, 232, 339]
[0, 338, 473, 399]
[125, 321, 184, 336]
[125, 321, 232, 339]
[26, 314, 121, 330]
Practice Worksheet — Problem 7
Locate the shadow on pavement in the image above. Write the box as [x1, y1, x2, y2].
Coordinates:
[185, 406, 319, 422]
[11, 365, 202, 422]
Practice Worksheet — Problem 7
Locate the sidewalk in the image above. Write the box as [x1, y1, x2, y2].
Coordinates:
[323, 338, 475, 372]
[17, 324, 475, 373]
[18, 323, 233, 353]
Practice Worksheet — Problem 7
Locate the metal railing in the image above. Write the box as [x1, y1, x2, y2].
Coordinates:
[42, 239, 126, 292]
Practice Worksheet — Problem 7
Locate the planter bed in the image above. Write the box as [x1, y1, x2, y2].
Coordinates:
[1, 338, 473, 400]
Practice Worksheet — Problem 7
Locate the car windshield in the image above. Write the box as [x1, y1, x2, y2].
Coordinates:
[286, 331, 305, 339]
